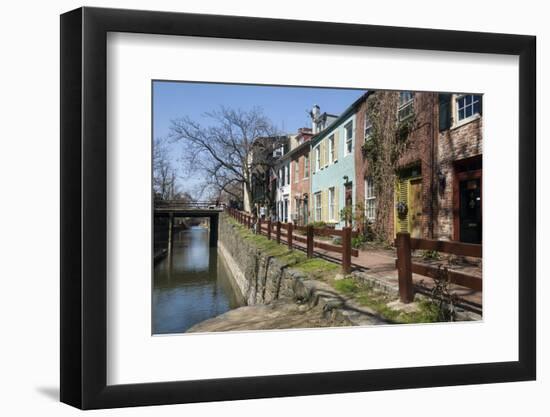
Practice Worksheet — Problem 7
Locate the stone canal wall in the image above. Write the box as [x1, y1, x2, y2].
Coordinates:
[215, 214, 388, 329]
[218, 214, 299, 305]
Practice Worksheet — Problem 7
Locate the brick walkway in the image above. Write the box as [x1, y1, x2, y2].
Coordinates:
[271, 231, 482, 313]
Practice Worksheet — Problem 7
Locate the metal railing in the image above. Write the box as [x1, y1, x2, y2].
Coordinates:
[154, 200, 226, 210]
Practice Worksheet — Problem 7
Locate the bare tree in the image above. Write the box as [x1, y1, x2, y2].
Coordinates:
[153, 137, 181, 200]
[169, 106, 281, 207]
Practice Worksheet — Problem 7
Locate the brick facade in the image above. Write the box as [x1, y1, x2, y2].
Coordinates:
[289, 129, 313, 225]
[437, 110, 483, 241]
[355, 92, 439, 242]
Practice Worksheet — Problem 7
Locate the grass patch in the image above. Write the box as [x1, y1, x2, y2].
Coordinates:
[227, 216, 320, 267]
[293, 258, 339, 276]
[334, 278, 359, 294]
[333, 278, 441, 324]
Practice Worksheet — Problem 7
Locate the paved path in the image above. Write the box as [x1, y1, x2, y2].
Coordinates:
[260, 229, 482, 311]
[187, 301, 344, 332]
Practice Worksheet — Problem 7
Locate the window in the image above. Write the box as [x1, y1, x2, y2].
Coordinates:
[456, 94, 481, 121]
[324, 138, 330, 167]
[315, 192, 322, 221]
[344, 121, 353, 154]
[304, 155, 309, 178]
[315, 146, 320, 172]
[365, 177, 376, 221]
[398, 91, 414, 121]
[364, 113, 373, 141]
[328, 134, 335, 163]
[294, 160, 299, 183]
[328, 187, 336, 221]
[278, 169, 283, 188]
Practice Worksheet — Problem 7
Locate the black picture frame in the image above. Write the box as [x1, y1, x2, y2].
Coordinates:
[60, 6, 536, 410]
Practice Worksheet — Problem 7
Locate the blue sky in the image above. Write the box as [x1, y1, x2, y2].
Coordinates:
[152, 81, 366, 196]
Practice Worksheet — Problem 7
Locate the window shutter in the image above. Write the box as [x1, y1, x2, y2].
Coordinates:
[396, 179, 409, 233]
[438, 93, 452, 131]
[333, 131, 339, 161]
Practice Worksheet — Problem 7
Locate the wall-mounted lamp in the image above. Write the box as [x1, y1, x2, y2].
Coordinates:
[343, 175, 349, 183]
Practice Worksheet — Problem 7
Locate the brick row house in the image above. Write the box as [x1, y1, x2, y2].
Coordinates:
[354, 91, 482, 243]
[245, 91, 482, 244]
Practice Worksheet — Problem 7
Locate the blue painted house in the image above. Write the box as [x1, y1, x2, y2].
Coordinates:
[309, 94, 367, 229]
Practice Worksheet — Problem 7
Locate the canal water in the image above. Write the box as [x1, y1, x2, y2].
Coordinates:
[153, 226, 244, 334]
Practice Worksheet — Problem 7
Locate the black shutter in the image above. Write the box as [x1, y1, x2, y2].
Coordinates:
[438, 93, 452, 131]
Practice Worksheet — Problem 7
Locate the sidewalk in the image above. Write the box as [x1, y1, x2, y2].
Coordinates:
[281, 232, 482, 312]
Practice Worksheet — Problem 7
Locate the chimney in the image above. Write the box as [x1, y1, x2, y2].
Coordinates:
[311, 104, 320, 133]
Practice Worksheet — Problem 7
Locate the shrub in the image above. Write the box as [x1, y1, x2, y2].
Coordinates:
[351, 235, 368, 249]
[308, 221, 328, 228]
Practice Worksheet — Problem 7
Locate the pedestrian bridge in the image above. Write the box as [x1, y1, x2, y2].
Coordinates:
[154, 200, 225, 216]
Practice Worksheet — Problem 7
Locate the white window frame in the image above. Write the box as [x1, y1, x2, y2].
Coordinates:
[328, 187, 336, 221]
[364, 177, 376, 221]
[344, 121, 353, 156]
[315, 146, 320, 172]
[304, 155, 309, 178]
[455, 94, 481, 125]
[398, 91, 414, 121]
[328, 134, 335, 164]
[294, 160, 299, 183]
[364, 113, 373, 142]
[314, 192, 322, 221]
[278, 168, 282, 188]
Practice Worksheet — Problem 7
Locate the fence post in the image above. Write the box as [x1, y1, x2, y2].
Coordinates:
[258, 218, 262, 235]
[288, 222, 293, 249]
[247, 214, 251, 229]
[306, 225, 314, 258]
[276, 221, 281, 244]
[342, 227, 352, 274]
[396, 232, 414, 303]
[267, 220, 272, 240]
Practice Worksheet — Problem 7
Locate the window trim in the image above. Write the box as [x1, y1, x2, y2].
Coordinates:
[453, 93, 482, 128]
[398, 91, 414, 122]
[364, 113, 373, 142]
[315, 146, 321, 173]
[328, 134, 335, 164]
[344, 120, 353, 156]
[314, 192, 322, 222]
[328, 187, 336, 221]
[364, 177, 376, 221]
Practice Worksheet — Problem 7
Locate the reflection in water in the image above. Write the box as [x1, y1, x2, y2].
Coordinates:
[153, 226, 244, 334]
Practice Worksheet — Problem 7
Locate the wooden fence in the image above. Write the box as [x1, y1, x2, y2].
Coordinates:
[226, 208, 358, 273]
[395, 232, 482, 303]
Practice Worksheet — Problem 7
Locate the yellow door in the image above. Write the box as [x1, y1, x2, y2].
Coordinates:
[409, 178, 423, 238]
[395, 177, 422, 237]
